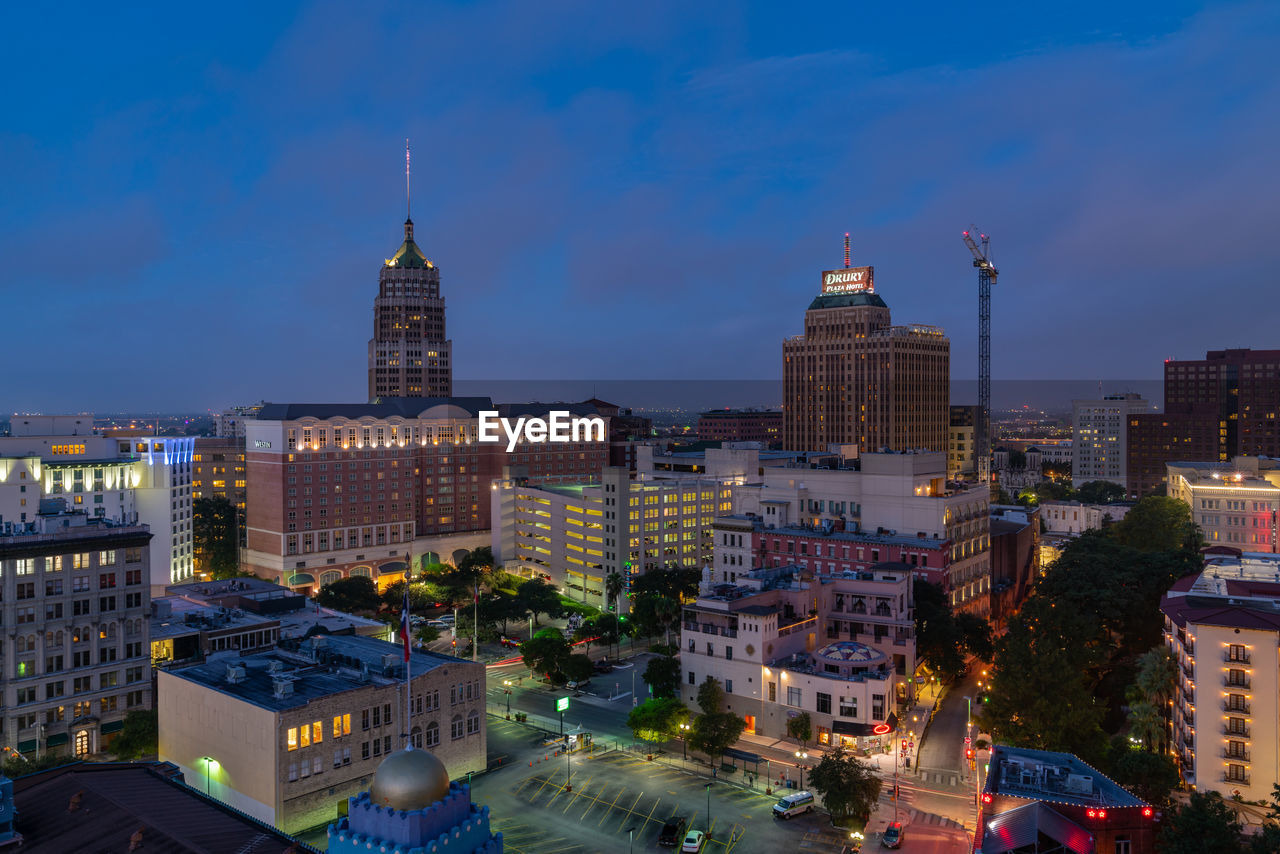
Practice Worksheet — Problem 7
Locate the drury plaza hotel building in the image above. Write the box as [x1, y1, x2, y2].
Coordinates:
[244, 399, 610, 592]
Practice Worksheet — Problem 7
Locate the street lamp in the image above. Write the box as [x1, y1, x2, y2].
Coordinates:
[705, 781, 713, 840]
[200, 755, 218, 795]
[794, 750, 809, 790]
[502, 680, 513, 718]
[679, 722, 690, 760]
[626, 825, 637, 854]
[565, 736, 573, 792]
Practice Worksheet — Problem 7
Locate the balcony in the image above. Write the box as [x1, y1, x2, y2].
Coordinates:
[1181, 663, 1194, 679]
[1223, 772, 1251, 785]
[1223, 749, 1251, 761]
[1225, 651, 1251, 664]
[682, 621, 699, 632]
[1224, 725, 1251, 738]
[1224, 676, 1252, 690]
[720, 627, 738, 638]
[1223, 701, 1250, 714]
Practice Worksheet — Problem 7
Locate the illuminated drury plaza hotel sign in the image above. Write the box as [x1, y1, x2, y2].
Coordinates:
[821, 265, 875, 294]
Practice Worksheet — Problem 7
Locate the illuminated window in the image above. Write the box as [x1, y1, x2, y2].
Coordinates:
[287, 727, 298, 750]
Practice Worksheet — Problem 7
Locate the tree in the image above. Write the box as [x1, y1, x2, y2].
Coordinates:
[379, 580, 436, 612]
[456, 546, 496, 579]
[414, 624, 440, 645]
[627, 697, 689, 745]
[605, 571, 625, 613]
[1111, 495, 1197, 553]
[786, 712, 813, 748]
[563, 653, 594, 683]
[1108, 749, 1179, 807]
[1125, 700, 1164, 752]
[1246, 825, 1280, 854]
[109, 709, 158, 759]
[643, 655, 681, 700]
[193, 496, 238, 578]
[631, 567, 700, 601]
[316, 576, 381, 614]
[1077, 480, 1128, 504]
[914, 580, 992, 682]
[592, 613, 622, 659]
[687, 677, 745, 765]
[1157, 791, 1244, 854]
[516, 578, 565, 627]
[481, 591, 530, 635]
[521, 629, 571, 683]
[806, 746, 882, 823]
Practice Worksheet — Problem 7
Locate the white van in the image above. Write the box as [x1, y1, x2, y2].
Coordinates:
[772, 790, 815, 819]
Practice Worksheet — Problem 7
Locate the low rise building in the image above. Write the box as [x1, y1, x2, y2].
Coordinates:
[151, 577, 388, 667]
[977, 745, 1157, 854]
[679, 563, 913, 747]
[1167, 457, 1280, 553]
[158, 633, 485, 834]
[1161, 551, 1280, 800]
[1039, 501, 1132, 536]
[988, 506, 1040, 625]
[696, 409, 783, 446]
[0, 512, 153, 759]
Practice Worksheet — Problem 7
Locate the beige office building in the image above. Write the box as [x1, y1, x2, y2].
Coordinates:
[783, 264, 950, 454]
[1167, 458, 1280, 553]
[159, 634, 484, 834]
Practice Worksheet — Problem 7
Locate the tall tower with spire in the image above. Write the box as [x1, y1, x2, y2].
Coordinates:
[367, 141, 453, 400]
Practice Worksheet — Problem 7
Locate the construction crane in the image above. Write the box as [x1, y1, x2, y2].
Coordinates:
[962, 229, 998, 486]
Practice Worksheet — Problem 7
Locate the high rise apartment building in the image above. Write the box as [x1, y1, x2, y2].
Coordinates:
[1128, 350, 1280, 495]
[192, 436, 247, 549]
[0, 512, 153, 759]
[244, 399, 610, 592]
[368, 218, 452, 400]
[0, 415, 194, 588]
[1071, 393, 1148, 491]
[783, 263, 950, 454]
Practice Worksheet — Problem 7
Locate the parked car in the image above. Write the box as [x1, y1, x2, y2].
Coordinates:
[592, 661, 614, 673]
[680, 830, 705, 852]
[437, 614, 455, 624]
[772, 791, 815, 819]
[566, 679, 590, 690]
[426, 619, 449, 629]
[657, 817, 687, 847]
[882, 822, 903, 849]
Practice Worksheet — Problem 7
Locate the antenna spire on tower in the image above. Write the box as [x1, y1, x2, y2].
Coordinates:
[405, 138, 412, 221]
[844, 232, 851, 269]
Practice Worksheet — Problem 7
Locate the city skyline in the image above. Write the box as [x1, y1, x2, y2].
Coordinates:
[4, 2, 1279, 413]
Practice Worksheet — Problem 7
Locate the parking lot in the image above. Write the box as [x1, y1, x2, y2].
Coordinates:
[474, 749, 824, 853]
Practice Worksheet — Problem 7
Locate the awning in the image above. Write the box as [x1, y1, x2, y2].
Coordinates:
[832, 712, 899, 737]
[46, 733, 69, 747]
[16, 740, 36, 753]
[722, 747, 763, 764]
[101, 720, 124, 734]
[377, 561, 407, 576]
[287, 573, 315, 586]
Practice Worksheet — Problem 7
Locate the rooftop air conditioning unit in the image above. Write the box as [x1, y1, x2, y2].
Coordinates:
[225, 664, 246, 684]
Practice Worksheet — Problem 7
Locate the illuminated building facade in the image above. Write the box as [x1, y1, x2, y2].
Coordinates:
[1166, 458, 1280, 552]
[491, 466, 731, 608]
[1128, 349, 1280, 496]
[1071, 393, 1148, 491]
[0, 415, 194, 588]
[1162, 552, 1280, 802]
[783, 263, 950, 454]
[244, 399, 610, 592]
[697, 409, 783, 446]
[192, 436, 247, 549]
[368, 218, 452, 400]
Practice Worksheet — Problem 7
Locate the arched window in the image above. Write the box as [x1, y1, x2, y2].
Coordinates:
[411, 726, 422, 749]
[466, 709, 481, 735]
[425, 721, 440, 747]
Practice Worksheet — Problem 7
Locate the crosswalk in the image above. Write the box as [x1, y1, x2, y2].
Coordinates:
[915, 768, 962, 787]
[877, 784, 968, 831]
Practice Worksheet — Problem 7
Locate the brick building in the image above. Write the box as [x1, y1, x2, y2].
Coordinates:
[697, 409, 783, 446]
[1128, 349, 1280, 496]
[988, 505, 1040, 625]
[244, 398, 610, 591]
[783, 262, 950, 454]
[192, 436, 246, 550]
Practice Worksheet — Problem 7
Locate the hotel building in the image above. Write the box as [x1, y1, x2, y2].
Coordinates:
[1162, 551, 1280, 801]
[368, 217, 451, 400]
[783, 262, 950, 455]
[1166, 457, 1280, 553]
[679, 562, 914, 744]
[723, 450, 991, 614]
[244, 399, 610, 592]
[0, 414, 194, 589]
[158, 634, 485, 834]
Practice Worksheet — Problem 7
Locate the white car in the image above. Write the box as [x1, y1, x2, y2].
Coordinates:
[426, 619, 449, 629]
[437, 614, 456, 624]
[681, 830, 705, 852]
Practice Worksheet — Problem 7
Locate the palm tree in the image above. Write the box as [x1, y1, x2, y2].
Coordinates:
[605, 572, 624, 614]
[654, 597, 681, 648]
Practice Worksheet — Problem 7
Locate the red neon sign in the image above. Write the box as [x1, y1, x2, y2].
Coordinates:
[872, 724, 892, 735]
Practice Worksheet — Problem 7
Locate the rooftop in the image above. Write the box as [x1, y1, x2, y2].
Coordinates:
[163, 634, 469, 712]
[806, 291, 889, 311]
[10, 762, 312, 853]
[1161, 554, 1280, 631]
[983, 745, 1149, 810]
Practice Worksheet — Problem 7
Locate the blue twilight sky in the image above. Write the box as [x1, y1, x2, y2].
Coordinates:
[2, 1, 1279, 411]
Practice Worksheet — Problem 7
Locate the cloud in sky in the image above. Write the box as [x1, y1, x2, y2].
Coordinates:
[1, 1, 1277, 410]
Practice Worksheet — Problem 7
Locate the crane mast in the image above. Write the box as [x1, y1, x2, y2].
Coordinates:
[962, 230, 998, 486]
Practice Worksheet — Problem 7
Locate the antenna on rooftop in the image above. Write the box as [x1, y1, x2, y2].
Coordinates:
[844, 232, 851, 269]
[405, 138, 412, 220]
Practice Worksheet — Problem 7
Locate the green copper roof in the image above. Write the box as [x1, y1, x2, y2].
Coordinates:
[807, 292, 888, 310]
[386, 219, 432, 269]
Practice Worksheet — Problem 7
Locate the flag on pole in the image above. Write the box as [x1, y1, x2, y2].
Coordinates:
[399, 586, 411, 662]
